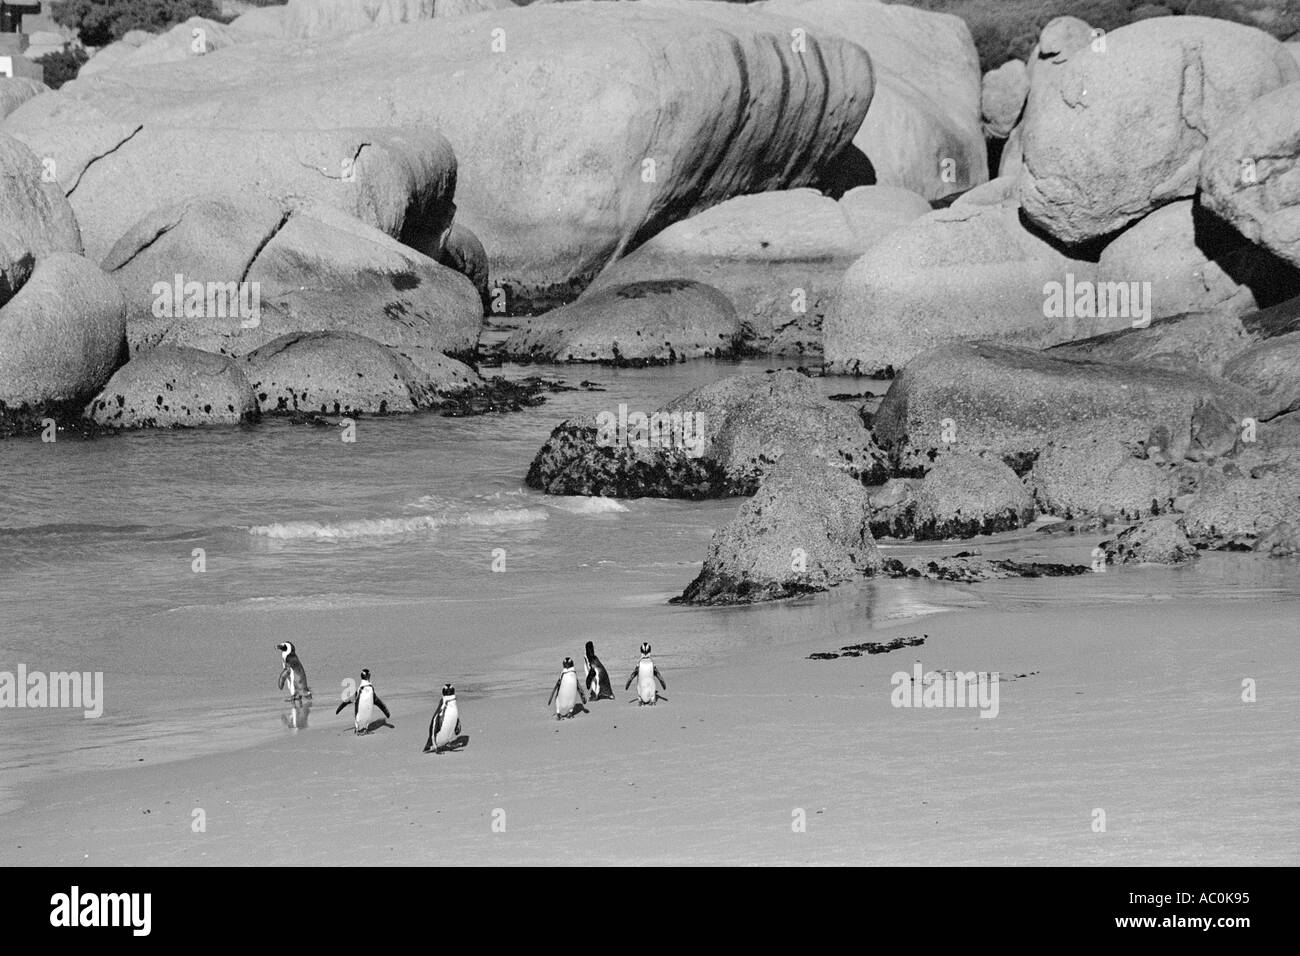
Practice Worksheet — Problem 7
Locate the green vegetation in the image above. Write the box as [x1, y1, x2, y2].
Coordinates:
[50, 0, 225, 47]
[32, 45, 89, 89]
[906, 0, 1300, 70]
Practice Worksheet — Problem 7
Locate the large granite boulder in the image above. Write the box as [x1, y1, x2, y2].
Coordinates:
[1222, 331, 1300, 419]
[823, 203, 1112, 375]
[8, 122, 457, 265]
[79, 17, 255, 76]
[878, 452, 1036, 540]
[85, 345, 258, 428]
[1028, 439, 1179, 520]
[10, 2, 873, 312]
[1, 253, 127, 433]
[526, 370, 887, 498]
[1051, 294, 1300, 375]
[981, 59, 1028, 139]
[1200, 81, 1300, 270]
[0, 78, 48, 120]
[1017, 17, 1298, 246]
[582, 186, 930, 355]
[1095, 200, 1297, 321]
[872, 342, 1259, 475]
[242, 330, 476, 416]
[104, 196, 483, 365]
[0, 132, 82, 263]
[282, 0, 513, 37]
[1102, 515, 1197, 565]
[674, 455, 881, 605]
[755, 0, 986, 199]
[1182, 466, 1300, 548]
[502, 279, 739, 365]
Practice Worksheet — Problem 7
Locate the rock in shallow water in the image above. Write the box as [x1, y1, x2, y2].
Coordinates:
[673, 455, 881, 605]
[871, 453, 1035, 540]
[501, 280, 740, 366]
[1028, 439, 1178, 521]
[1102, 516, 1196, 566]
[526, 370, 887, 498]
[85, 346, 258, 429]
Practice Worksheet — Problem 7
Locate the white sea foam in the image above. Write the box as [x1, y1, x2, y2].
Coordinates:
[248, 508, 547, 540]
[546, 496, 629, 514]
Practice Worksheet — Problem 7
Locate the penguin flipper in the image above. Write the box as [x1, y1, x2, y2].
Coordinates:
[373, 694, 391, 719]
[424, 709, 438, 752]
[625, 669, 637, 691]
[277, 667, 290, 690]
[546, 678, 560, 708]
[335, 699, 350, 715]
[455, 718, 461, 735]
[655, 667, 667, 690]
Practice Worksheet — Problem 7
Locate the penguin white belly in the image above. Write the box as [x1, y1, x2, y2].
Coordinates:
[435, 701, 459, 747]
[556, 673, 579, 713]
[285, 671, 298, 696]
[637, 660, 655, 702]
[355, 686, 375, 730]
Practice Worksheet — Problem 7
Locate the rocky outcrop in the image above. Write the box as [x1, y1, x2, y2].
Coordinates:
[10, 3, 873, 312]
[1102, 516, 1197, 565]
[823, 203, 1113, 375]
[526, 370, 887, 498]
[0, 133, 82, 262]
[80, 17, 255, 76]
[105, 196, 483, 365]
[1028, 439, 1179, 520]
[0, 78, 48, 120]
[242, 331, 476, 416]
[1017, 17, 1299, 246]
[1050, 294, 1300, 375]
[1095, 200, 1297, 321]
[871, 342, 1258, 476]
[1, 253, 127, 435]
[582, 186, 930, 355]
[871, 453, 1034, 539]
[1182, 466, 1300, 548]
[981, 59, 1028, 139]
[501, 280, 740, 365]
[1200, 81, 1300, 270]
[8, 122, 457, 265]
[85, 346, 258, 428]
[674, 455, 880, 605]
[1223, 332, 1300, 419]
[281, 0, 512, 37]
[754, 0, 987, 199]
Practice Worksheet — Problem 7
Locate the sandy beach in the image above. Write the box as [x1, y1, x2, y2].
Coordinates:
[4, 578, 1295, 866]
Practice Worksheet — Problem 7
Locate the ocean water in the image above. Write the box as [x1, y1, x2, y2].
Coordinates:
[2, 355, 1299, 810]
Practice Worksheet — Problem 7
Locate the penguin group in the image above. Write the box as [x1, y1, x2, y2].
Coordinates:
[273, 639, 668, 749]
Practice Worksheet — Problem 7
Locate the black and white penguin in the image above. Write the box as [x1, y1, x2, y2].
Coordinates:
[583, 641, 615, 701]
[625, 642, 667, 705]
[547, 657, 588, 719]
[276, 641, 312, 701]
[335, 668, 391, 734]
[423, 683, 462, 753]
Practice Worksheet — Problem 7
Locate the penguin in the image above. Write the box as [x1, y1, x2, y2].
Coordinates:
[276, 641, 312, 701]
[335, 668, 392, 734]
[625, 642, 667, 705]
[423, 683, 462, 754]
[583, 641, 615, 701]
[547, 657, 588, 719]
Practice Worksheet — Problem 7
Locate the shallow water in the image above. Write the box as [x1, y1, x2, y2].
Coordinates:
[2, 352, 1298, 810]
